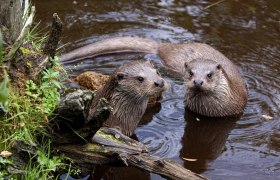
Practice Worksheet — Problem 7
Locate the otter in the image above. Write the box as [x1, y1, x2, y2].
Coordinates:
[86, 61, 167, 136]
[61, 37, 247, 117]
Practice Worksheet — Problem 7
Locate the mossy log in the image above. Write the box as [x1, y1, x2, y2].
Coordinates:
[55, 90, 207, 180]
[57, 128, 206, 180]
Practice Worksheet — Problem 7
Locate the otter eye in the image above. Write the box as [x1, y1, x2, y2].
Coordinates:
[189, 71, 194, 77]
[207, 73, 213, 79]
[137, 76, 144, 82]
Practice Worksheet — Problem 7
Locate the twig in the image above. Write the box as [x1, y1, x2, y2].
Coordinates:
[204, 0, 226, 10]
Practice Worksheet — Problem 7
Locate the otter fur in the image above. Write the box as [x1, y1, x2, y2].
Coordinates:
[61, 37, 247, 117]
[86, 61, 167, 136]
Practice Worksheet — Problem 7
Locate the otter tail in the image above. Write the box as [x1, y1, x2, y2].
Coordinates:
[60, 37, 160, 62]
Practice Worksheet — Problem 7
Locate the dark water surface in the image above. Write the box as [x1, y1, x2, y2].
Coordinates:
[34, 0, 280, 179]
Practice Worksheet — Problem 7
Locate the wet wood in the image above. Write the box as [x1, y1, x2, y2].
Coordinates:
[53, 90, 112, 144]
[119, 154, 207, 180]
[57, 128, 207, 180]
[43, 13, 62, 58]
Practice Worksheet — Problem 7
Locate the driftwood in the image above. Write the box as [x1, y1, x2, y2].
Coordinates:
[57, 128, 206, 180]
[55, 90, 207, 180]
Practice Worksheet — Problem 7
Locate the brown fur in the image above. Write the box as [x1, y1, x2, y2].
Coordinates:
[62, 37, 247, 117]
[86, 61, 167, 136]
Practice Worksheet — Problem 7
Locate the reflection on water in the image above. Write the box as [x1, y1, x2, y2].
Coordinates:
[93, 166, 150, 180]
[181, 111, 239, 174]
[34, 0, 280, 179]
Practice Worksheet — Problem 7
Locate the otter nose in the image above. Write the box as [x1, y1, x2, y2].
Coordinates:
[154, 79, 164, 88]
[193, 80, 203, 87]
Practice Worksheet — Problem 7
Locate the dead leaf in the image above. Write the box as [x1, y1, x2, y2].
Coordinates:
[262, 115, 273, 120]
[182, 157, 197, 162]
[0, 150, 12, 158]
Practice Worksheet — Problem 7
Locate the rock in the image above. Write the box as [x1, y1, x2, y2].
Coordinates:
[73, 71, 110, 90]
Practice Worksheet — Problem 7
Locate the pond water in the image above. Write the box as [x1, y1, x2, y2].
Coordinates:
[34, 0, 280, 179]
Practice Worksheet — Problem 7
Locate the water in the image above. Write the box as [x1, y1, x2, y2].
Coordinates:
[34, 0, 280, 179]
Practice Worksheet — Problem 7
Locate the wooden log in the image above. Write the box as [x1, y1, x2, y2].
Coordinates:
[119, 154, 206, 180]
[57, 128, 207, 180]
[53, 90, 112, 144]
[43, 13, 63, 58]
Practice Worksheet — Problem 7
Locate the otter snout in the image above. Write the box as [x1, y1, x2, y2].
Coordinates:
[193, 80, 204, 87]
[154, 79, 165, 88]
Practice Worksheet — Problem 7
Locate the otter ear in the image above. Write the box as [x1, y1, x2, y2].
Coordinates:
[184, 62, 188, 69]
[216, 64, 221, 70]
[116, 72, 125, 81]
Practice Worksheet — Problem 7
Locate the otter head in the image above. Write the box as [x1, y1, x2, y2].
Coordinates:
[114, 61, 167, 98]
[183, 58, 224, 94]
[101, 61, 167, 136]
[183, 58, 233, 116]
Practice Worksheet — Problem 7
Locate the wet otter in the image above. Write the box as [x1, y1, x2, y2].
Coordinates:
[86, 61, 167, 136]
[61, 37, 247, 117]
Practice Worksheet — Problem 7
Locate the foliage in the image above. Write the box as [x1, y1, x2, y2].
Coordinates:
[24, 140, 81, 180]
[0, 27, 78, 178]
[0, 157, 13, 178]
[25, 57, 62, 115]
[0, 55, 63, 146]
[0, 32, 9, 112]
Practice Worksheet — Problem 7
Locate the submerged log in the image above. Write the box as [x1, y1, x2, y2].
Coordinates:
[57, 128, 207, 180]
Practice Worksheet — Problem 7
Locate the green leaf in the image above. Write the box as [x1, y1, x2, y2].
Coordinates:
[0, 76, 9, 103]
[37, 151, 48, 166]
[0, 32, 3, 64]
[20, 47, 36, 55]
[48, 156, 61, 171]
[52, 80, 62, 89]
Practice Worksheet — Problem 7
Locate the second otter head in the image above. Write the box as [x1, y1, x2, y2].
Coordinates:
[183, 58, 224, 94]
[114, 61, 167, 97]
[99, 61, 167, 136]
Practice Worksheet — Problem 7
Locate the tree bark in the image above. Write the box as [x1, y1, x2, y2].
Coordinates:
[43, 13, 62, 58]
[0, 0, 28, 43]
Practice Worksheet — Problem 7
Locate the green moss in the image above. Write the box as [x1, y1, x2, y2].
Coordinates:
[85, 143, 105, 152]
